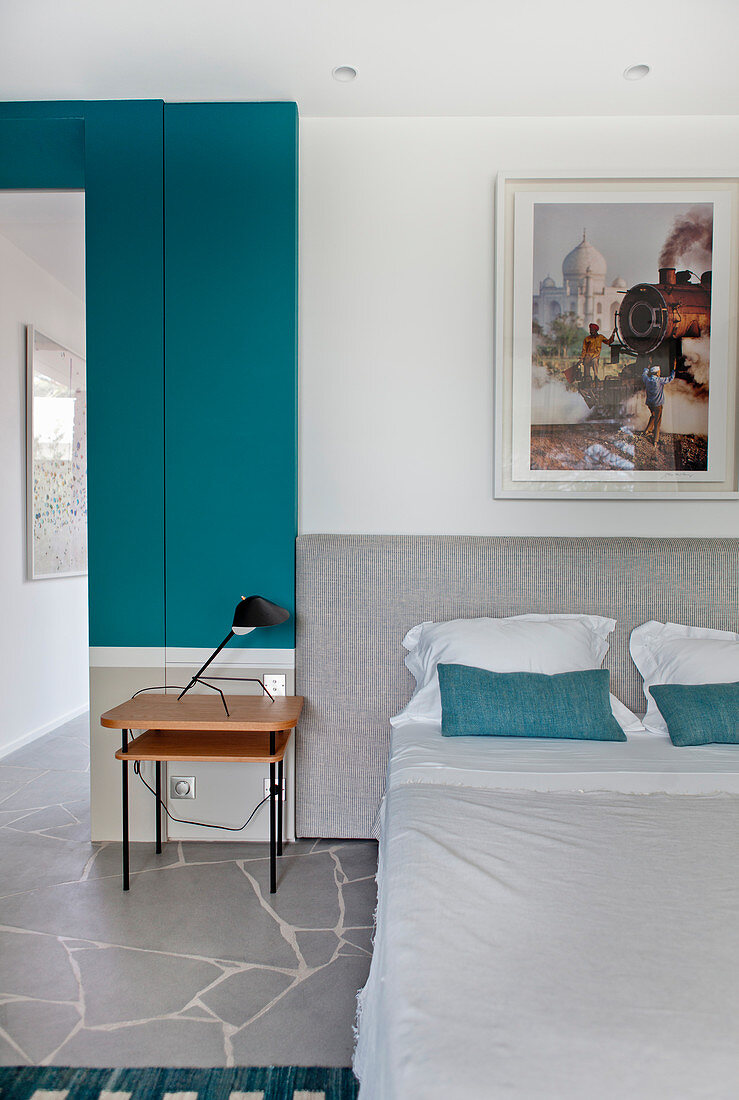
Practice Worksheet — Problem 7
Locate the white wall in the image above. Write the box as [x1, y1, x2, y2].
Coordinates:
[0, 230, 88, 756]
[299, 115, 739, 536]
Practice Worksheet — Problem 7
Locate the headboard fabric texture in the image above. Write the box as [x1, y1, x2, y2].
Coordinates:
[295, 535, 738, 838]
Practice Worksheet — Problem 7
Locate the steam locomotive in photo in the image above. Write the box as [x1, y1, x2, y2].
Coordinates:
[617, 266, 711, 361]
[578, 266, 711, 418]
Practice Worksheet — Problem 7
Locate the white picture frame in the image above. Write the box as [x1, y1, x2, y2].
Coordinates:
[26, 325, 87, 579]
[494, 172, 739, 499]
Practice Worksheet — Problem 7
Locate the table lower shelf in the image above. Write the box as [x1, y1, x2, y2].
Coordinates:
[115, 728, 291, 763]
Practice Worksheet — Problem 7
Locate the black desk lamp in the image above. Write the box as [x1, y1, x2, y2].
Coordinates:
[177, 595, 290, 713]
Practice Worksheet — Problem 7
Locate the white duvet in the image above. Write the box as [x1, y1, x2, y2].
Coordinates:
[355, 729, 739, 1099]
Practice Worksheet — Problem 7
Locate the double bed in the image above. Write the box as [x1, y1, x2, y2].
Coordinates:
[355, 722, 739, 1098]
[295, 535, 739, 1099]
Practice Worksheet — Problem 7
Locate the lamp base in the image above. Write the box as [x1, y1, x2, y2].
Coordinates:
[178, 675, 274, 716]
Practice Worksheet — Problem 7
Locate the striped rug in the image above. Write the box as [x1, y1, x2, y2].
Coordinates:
[0, 1068, 358, 1100]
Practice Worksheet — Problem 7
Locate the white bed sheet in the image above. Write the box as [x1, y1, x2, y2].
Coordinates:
[355, 782, 739, 1100]
[387, 717, 739, 793]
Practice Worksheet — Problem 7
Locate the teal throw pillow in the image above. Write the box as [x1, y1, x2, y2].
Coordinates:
[649, 682, 739, 747]
[437, 664, 626, 740]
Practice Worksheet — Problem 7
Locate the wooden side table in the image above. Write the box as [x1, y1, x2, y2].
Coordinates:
[100, 694, 304, 894]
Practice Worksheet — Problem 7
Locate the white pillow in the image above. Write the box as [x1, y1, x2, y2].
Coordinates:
[394, 613, 644, 733]
[630, 620, 739, 735]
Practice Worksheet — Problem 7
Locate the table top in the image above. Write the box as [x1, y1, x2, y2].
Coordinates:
[101, 693, 304, 732]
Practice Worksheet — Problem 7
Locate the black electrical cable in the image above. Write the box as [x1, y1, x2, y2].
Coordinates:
[133, 760, 271, 832]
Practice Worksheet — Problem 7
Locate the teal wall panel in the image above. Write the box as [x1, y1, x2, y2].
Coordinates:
[0, 102, 165, 648]
[82, 102, 165, 647]
[0, 118, 84, 189]
[164, 103, 298, 649]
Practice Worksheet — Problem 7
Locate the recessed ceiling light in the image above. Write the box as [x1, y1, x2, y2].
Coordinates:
[623, 63, 650, 81]
[332, 65, 358, 83]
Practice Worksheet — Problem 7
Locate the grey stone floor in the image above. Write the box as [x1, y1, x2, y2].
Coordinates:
[0, 713, 378, 1067]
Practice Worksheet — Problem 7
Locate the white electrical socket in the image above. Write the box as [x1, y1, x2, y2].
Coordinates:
[264, 777, 287, 800]
[264, 674, 286, 697]
[170, 775, 196, 799]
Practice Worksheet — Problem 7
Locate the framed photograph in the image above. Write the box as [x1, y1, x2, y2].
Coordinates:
[26, 326, 87, 578]
[494, 173, 739, 499]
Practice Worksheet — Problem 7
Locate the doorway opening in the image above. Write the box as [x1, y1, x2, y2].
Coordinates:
[0, 189, 89, 784]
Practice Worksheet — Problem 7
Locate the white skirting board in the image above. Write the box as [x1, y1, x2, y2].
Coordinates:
[89, 647, 295, 669]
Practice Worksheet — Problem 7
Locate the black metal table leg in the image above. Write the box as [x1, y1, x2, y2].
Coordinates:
[277, 757, 284, 857]
[155, 760, 162, 854]
[121, 729, 129, 891]
[269, 757, 277, 893]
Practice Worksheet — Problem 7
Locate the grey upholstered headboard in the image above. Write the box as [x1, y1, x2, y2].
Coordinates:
[295, 536, 738, 838]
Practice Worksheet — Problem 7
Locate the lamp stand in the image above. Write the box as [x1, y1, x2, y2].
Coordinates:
[177, 630, 234, 701]
[177, 631, 274, 716]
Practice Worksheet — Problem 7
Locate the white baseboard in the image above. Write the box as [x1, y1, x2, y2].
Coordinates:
[0, 703, 90, 760]
[89, 647, 166, 668]
[165, 647, 295, 670]
[89, 647, 295, 670]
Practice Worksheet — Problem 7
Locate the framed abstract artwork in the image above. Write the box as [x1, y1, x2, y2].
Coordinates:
[26, 326, 87, 578]
[494, 172, 739, 499]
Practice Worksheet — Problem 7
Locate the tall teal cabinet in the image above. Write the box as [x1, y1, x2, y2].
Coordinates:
[0, 100, 298, 653]
[164, 103, 298, 649]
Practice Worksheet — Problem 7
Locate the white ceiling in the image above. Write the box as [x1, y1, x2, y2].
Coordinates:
[1, 0, 738, 117]
[0, 192, 85, 300]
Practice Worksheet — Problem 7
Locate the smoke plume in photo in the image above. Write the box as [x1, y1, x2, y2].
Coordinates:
[659, 205, 713, 273]
[682, 335, 710, 389]
[530, 365, 590, 425]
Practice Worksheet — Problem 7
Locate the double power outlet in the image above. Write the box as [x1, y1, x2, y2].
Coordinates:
[263, 674, 286, 697]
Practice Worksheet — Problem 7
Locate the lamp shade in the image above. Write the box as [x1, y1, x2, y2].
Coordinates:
[232, 595, 290, 635]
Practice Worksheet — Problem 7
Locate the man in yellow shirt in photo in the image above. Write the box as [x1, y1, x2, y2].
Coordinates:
[578, 322, 615, 384]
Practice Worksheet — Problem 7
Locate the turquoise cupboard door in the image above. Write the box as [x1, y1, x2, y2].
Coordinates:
[163, 103, 298, 652]
[0, 104, 166, 649]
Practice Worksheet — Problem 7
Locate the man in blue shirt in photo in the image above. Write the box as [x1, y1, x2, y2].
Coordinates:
[642, 358, 676, 446]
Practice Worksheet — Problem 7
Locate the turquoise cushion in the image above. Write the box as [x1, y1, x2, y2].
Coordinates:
[649, 682, 739, 746]
[437, 664, 626, 740]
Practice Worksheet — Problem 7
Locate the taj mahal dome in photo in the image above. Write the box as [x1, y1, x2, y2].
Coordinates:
[533, 231, 628, 331]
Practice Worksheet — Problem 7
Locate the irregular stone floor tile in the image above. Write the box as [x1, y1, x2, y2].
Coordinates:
[242, 851, 342, 931]
[331, 841, 381, 883]
[4, 735, 90, 774]
[200, 968, 295, 1028]
[1, 769, 90, 812]
[49, 1017, 229, 1067]
[73, 946, 224, 1027]
[0, 1001, 81, 1064]
[86, 841, 182, 879]
[294, 930, 343, 967]
[0, 831, 97, 897]
[6, 803, 81, 834]
[0, 929, 79, 1001]
[340, 877, 378, 929]
[0, 767, 45, 804]
[229, 954, 373, 1067]
[340, 928, 374, 956]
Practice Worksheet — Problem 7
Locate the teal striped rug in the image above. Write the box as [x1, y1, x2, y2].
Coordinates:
[0, 1068, 358, 1100]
